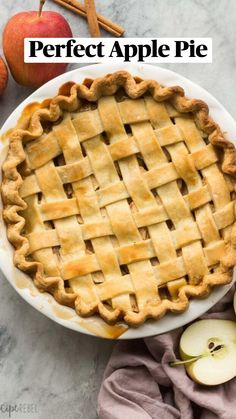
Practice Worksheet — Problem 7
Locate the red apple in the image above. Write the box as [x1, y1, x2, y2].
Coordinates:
[0, 56, 8, 96]
[3, 4, 72, 87]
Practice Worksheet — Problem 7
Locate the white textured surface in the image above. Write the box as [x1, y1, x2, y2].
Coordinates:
[0, 1, 236, 418]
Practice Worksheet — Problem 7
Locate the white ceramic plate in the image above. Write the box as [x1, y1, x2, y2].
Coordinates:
[0, 63, 235, 340]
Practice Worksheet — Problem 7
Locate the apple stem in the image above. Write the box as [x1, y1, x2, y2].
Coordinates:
[169, 355, 204, 367]
[39, 0, 46, 17]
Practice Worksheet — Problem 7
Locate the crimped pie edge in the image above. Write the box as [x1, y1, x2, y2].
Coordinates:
[1, 70, 236, 327]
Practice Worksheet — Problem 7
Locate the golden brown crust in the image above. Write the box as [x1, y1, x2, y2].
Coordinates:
[2, 70, 236, 327]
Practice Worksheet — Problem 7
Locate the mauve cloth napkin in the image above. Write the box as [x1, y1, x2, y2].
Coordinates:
[98, 286, 236, 419]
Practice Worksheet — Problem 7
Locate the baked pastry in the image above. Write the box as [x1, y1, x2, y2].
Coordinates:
[2, 71, 236, 327]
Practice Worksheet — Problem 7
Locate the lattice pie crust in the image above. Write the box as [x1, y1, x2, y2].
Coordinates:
[2, 71, 236, 326]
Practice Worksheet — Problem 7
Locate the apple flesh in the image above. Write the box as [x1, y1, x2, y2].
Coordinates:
[3, 11, 72, 87]
[171, 319, 236, 386]
[0, 56, 8, 96]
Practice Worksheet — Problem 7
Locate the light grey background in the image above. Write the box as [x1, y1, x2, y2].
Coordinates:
[0, 1, 236, 418]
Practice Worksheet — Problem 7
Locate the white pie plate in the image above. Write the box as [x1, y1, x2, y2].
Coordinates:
[0, 63, 235, 340]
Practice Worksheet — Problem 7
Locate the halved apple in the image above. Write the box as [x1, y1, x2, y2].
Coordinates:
[171, 319, 236, 386]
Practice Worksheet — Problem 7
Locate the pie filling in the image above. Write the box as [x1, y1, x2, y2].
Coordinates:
[2, 72, 236, 327]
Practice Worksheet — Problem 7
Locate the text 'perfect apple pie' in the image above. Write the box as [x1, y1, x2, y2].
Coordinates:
[2, 71, 236, 326]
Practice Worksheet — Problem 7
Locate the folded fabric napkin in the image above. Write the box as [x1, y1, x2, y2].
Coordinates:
[98, 286, 236, 419]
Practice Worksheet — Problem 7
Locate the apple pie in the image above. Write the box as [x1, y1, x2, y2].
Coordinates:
[2, 71, 236, 326]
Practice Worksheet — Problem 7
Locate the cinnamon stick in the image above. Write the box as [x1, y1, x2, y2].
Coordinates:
[51, 0, 125, 37]
[84, 0, 100, 37]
